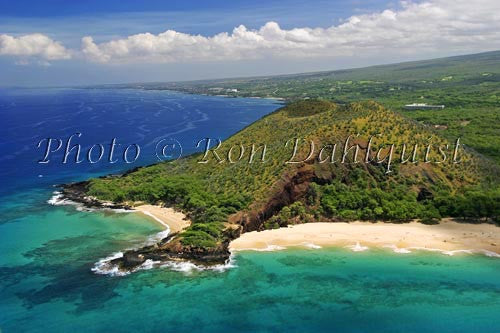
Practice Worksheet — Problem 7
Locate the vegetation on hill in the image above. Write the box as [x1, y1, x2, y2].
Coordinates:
[85, 100, 499, 251]
[121, 50, 500, 163]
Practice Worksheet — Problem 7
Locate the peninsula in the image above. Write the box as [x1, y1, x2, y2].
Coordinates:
[61, 99, 500, 272]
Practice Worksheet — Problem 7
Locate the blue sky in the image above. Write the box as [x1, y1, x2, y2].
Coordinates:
[0, 0, 498, 86]
[0, 0, 388, 44]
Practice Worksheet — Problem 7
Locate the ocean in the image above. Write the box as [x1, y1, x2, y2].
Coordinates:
[1, 88, 499, 333]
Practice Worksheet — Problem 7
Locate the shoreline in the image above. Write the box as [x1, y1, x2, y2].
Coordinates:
[230, 220, 500, 257]
[57, 180, 500, 266]
[135, 204, 191, 234]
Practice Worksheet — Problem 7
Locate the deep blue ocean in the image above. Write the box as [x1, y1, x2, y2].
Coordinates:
[1, 88, 499, 333]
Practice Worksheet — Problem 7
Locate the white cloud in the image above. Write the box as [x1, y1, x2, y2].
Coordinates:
[0, 33, 71, 63]
[1, 0, 499, 66]
[79, 0, 500, 64]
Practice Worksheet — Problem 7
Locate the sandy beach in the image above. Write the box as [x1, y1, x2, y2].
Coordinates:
[230, 220, 500, 256]
[135, 205, 191, 234]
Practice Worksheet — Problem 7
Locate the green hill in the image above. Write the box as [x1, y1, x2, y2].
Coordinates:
[64, 100, 500, 268]
[128, 50, 500, 163]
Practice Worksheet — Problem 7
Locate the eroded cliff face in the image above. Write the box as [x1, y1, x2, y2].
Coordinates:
[230, 164, 317, 232]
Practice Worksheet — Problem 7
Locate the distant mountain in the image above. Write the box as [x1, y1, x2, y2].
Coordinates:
[116, 50, 500, 92]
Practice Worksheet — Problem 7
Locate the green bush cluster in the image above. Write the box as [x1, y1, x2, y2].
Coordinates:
[432, 189, 500, 223]
[319, 181, 421, 221]
[88, 174, 250, 248]
[264, 201, 310, 229]
[316, 182, 499, 224]
[181, 223, 224, 248]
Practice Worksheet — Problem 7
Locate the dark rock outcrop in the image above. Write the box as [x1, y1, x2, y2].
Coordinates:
[111, 237, 232, 269]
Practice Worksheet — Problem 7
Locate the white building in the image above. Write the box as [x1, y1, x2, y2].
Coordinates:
[404, 103, 445, 110]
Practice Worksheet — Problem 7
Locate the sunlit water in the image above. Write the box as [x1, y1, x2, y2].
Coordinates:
[0, 89, 499, 332]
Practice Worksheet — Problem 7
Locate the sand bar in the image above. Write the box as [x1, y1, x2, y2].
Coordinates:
[135, 205, 191, 234]
[230, 220, 500, 256]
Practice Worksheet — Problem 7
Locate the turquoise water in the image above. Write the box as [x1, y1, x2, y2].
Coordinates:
[2, 225, 499, 333]
[1, 89, 499, 332]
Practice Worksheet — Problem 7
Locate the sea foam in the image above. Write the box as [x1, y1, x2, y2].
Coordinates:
[48, 191, 133, 213]
[384, 244, 412, 254]
[404, 246, 500, 257]
[91, 252, 127, 276]
[161, 254, 237, 274]
[302, 242, 322, 249]
[346, 242, 369, 252]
